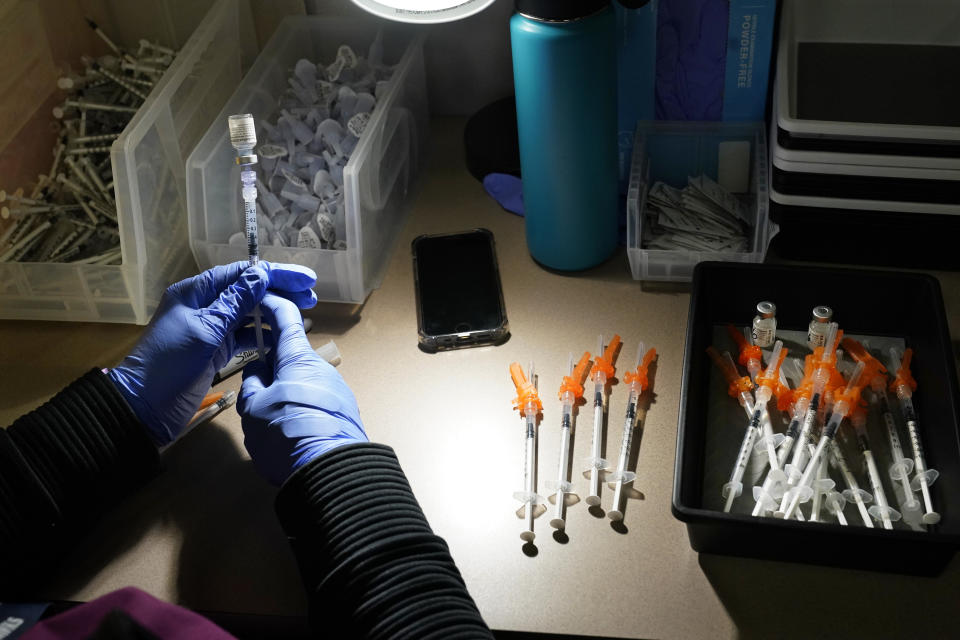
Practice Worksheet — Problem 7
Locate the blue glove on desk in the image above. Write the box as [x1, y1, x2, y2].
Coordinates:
[238, 293, 367, 486]
[109, 261, 318, 446]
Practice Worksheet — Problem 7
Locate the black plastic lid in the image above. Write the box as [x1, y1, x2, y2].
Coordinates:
[515, 0, 609, 21]
[515, 0, 649, 21]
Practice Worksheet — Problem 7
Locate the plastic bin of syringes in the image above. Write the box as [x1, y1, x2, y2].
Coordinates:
[673, 261, 960, 575]
[186, 16, 429, 305]
[0, 0, 255, 324]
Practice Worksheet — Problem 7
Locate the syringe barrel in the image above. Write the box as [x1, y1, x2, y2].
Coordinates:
[755, 385, 773, 405]
[789, 396, 819, 468]
[897, 387, 915, 407]
[822, 412, 843, 439]
[811, 368, 830, 393]
[791, 395, 810, 420]
[728, 426, 758, 486]
[820, 323, 838, 361]
[615, 397, 639, 473]
[523, 401, 539, 419]
[522, 417, 536, 486]
[783, 417, 801, 442]
[556, 410, 573, 484]
[904, 416, 927, 470]
[777, 435, 795, 467]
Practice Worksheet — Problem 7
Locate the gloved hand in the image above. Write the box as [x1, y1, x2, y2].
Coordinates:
[238, 293, 367, 486]
[109, 261, 318, 446]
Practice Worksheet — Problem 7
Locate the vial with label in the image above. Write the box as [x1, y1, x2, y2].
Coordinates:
[807, 306, 834, 349]
[751, 301, 777, 347]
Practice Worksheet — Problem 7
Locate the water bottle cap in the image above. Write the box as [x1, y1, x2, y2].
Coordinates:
[516, 0, 610, 21]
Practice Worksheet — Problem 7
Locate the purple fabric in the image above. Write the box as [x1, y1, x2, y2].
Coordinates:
[21, 587, 235, 640]
[655, 0, 729, 120]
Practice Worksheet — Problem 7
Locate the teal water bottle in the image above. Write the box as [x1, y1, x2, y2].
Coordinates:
[511, 0, 618, 271]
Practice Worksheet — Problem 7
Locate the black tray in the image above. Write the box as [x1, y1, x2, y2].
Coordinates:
[673, 261, 960, 575]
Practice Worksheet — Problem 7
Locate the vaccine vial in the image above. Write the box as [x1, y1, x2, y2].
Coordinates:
[751, 301, 777, 347]
[807, 306, 834, 349]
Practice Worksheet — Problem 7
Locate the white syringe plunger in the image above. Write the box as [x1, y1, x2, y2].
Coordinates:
[824, 491, 848, 526]
[752, 486, 779, 515]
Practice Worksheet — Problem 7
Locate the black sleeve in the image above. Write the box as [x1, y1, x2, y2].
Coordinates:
[0, 369, 160, 597]
[275, 443, 494, 639]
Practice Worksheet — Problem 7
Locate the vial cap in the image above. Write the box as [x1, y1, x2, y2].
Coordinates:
[756, 301, 776, 318]
[812, 306, 833, 322]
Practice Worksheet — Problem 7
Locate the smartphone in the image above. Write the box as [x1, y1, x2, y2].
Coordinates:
[412, 228, 509, 352]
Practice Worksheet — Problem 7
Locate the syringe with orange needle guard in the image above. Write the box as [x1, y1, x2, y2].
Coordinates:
[549, 351, 591, 530]
[584, 334, 621, 507]
[608, 344, 657, 521]
[511, 361, 545, 542]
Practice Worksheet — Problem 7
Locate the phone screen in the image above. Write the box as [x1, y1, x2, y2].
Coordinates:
[412, 229, 508, 351]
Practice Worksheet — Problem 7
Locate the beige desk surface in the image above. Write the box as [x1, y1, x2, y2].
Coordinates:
[2, 118, 960, 639]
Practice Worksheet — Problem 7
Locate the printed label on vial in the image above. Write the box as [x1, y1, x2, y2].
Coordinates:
[808, 327, 827, 348]
[751, 327, 775, 347]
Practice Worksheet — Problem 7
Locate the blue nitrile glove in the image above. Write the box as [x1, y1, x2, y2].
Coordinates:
[109, 261, 318, 446]
[238, 293, 367, 486]
[482, 173, 524, 216]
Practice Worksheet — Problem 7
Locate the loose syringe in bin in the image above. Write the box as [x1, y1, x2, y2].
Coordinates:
[705, 345, 786, 513]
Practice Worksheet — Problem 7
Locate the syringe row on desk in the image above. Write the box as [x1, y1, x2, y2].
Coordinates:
[706, 306, 939, 530]
[509, 335, 658, 543]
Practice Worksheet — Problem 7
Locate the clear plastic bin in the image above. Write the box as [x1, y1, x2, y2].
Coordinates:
[626, 121, 774, 283]
[186, 17, 429, 304]
[0, 0, 254, 324]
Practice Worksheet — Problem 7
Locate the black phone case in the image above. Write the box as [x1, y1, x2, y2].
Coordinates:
[411, 228, 509, 353]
